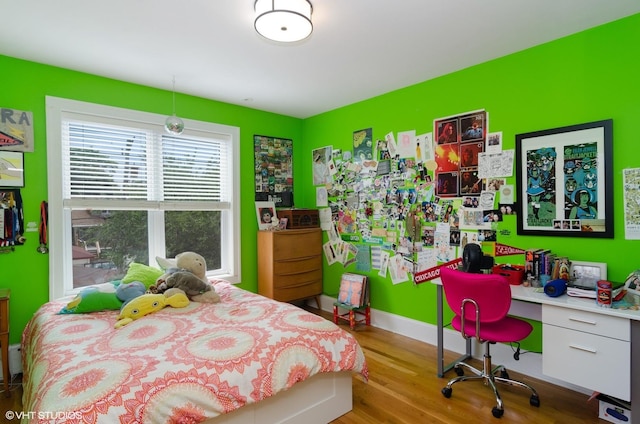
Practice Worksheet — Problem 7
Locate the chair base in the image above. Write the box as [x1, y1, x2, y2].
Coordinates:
[333, 302, 370, 330]
[441, 345, 540, 418]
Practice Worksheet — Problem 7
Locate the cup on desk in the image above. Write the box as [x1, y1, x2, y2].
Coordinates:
[596, 280, 612, 307]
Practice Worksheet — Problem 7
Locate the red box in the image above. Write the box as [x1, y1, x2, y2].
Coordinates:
[492, 264, 525, 285]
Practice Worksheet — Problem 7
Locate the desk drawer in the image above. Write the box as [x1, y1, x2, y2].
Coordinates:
[542, 304, 629, 341]
[543, 324, 630, 401]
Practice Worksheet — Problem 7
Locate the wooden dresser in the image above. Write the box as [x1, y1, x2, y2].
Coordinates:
[257, 228, 322, 308]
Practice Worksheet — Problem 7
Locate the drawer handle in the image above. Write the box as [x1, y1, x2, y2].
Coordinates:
[568, 316, 597, 325]
[280, 256, 318, 262]
[569, 344, 597, 354]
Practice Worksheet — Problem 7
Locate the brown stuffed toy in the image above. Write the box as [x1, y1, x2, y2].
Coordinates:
[151, 251, 221, 303]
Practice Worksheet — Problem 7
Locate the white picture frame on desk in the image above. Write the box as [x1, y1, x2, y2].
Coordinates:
[570, 260, 607, 281]
[255, 201, 277, 230]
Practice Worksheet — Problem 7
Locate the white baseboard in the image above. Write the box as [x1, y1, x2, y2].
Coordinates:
[318, 294, 591, 396]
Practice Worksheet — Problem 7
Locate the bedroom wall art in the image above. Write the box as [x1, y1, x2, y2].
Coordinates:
[314, 109, 509, 285]
[0, 106, 34, 152]
[254, 134, 294, 207]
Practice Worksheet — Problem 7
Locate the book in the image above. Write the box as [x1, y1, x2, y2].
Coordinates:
[533, 249, 551, 279]
[524, 249, 537, 281]
[337, 273, 368, 307]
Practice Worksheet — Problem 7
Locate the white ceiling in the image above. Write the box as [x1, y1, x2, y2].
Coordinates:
[1, 1, 639, 119]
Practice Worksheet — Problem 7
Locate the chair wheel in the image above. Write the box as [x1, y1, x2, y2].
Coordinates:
[441, 387, 452, 398]
[530, 395, 540, 407]
[454, 366, 464, 376]
[499, 369, 509, 379]
[492, 406, 504, 418]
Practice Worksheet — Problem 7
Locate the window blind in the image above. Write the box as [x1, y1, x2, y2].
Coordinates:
[62, 120, 230, 204]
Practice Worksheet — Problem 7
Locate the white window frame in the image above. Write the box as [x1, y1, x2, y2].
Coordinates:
[45, 96, 241, 300]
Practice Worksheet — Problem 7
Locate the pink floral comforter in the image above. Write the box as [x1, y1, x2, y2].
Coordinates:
[21, 280, 368, 423]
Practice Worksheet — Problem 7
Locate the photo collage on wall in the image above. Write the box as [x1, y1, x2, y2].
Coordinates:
[254, 135, 294, 207]
[311, 110, 518, 284]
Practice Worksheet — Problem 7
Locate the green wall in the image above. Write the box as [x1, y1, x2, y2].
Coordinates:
[301, 13, 640, 336]
[1, 13, 639, 347]
[0, 57, 302, 343]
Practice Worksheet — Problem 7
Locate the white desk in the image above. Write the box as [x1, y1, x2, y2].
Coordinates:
[434, 281, 640, 414]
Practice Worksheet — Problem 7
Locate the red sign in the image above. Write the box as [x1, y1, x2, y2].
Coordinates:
[414, 257, 462, 284]
[494, 243, 526, 257]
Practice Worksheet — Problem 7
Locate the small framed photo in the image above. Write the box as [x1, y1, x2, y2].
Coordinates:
[278, 217, 288, 230]
[255, 201, 277, 230]
[0, 151, 25, 187]
[570, 260, 607, 281]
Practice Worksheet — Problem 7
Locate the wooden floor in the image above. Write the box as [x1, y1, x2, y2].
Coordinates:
[306, 307, 603, 424]
[0, 308, 603, 424]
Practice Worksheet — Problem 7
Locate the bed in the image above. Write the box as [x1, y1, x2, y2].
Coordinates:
[21, 280, 368, 423]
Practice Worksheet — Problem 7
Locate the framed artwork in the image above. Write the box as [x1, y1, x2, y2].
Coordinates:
[434, 110, 487, 197]
[254, 135, 293, 207]
[570, 260, 607, 281]
[0, 107, 34, 152]
[0, 151, 25, 187]
[255, 201, 277, 230]
[515, 119, 613, 238]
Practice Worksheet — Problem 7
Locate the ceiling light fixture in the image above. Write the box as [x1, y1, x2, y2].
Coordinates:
[254, 0, 313, 43]
[165, 76, 184, 135]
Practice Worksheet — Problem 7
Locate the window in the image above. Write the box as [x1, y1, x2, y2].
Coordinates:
[46, 97, 240, 300]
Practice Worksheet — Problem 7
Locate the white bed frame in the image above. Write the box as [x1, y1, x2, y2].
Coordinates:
[205, 371, 353, 424]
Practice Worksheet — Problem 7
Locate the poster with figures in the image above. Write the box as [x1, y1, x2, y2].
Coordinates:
[254, 135, 293, 207]
[515, 120, 613, 238]
[563, 142, 598, 220]
[524, 146, 557, 228]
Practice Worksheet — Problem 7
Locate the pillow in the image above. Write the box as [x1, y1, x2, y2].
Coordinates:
[59, 282, 123, 314]
[122, 262, 164, 289]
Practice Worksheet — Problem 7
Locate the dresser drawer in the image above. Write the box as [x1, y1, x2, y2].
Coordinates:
[542, 304, 629, 341]
[274, 256, 321, 276]
[542, 324, 630, 400]
[274, 268, 322, 289]
[272, 230, 321, 260]
[273, 280, 322, 303]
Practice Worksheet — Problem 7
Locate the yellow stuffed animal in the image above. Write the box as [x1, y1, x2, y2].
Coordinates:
[114, 291, 189, 328]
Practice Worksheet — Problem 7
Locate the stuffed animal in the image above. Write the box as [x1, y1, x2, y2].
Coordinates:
[116, 281, 147, 307]
[152, 251, 221, 303]
[114, 291, 189, 328]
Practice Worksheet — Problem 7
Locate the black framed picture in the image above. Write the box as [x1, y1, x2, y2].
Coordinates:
[254, 135, 293, 207]
[515, 119, 613, 238]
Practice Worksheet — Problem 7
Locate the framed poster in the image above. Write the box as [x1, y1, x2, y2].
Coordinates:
[515, 119, 613, 238]
[254, 135, 293, 207]
[0, 151, 25, 187]
[434, 110, 487, 197]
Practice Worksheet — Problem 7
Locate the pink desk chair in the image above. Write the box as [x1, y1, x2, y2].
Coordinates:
[439, 267, 540, 418]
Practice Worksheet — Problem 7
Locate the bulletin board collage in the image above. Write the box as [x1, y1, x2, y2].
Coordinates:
[312, 109, 517, 285]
